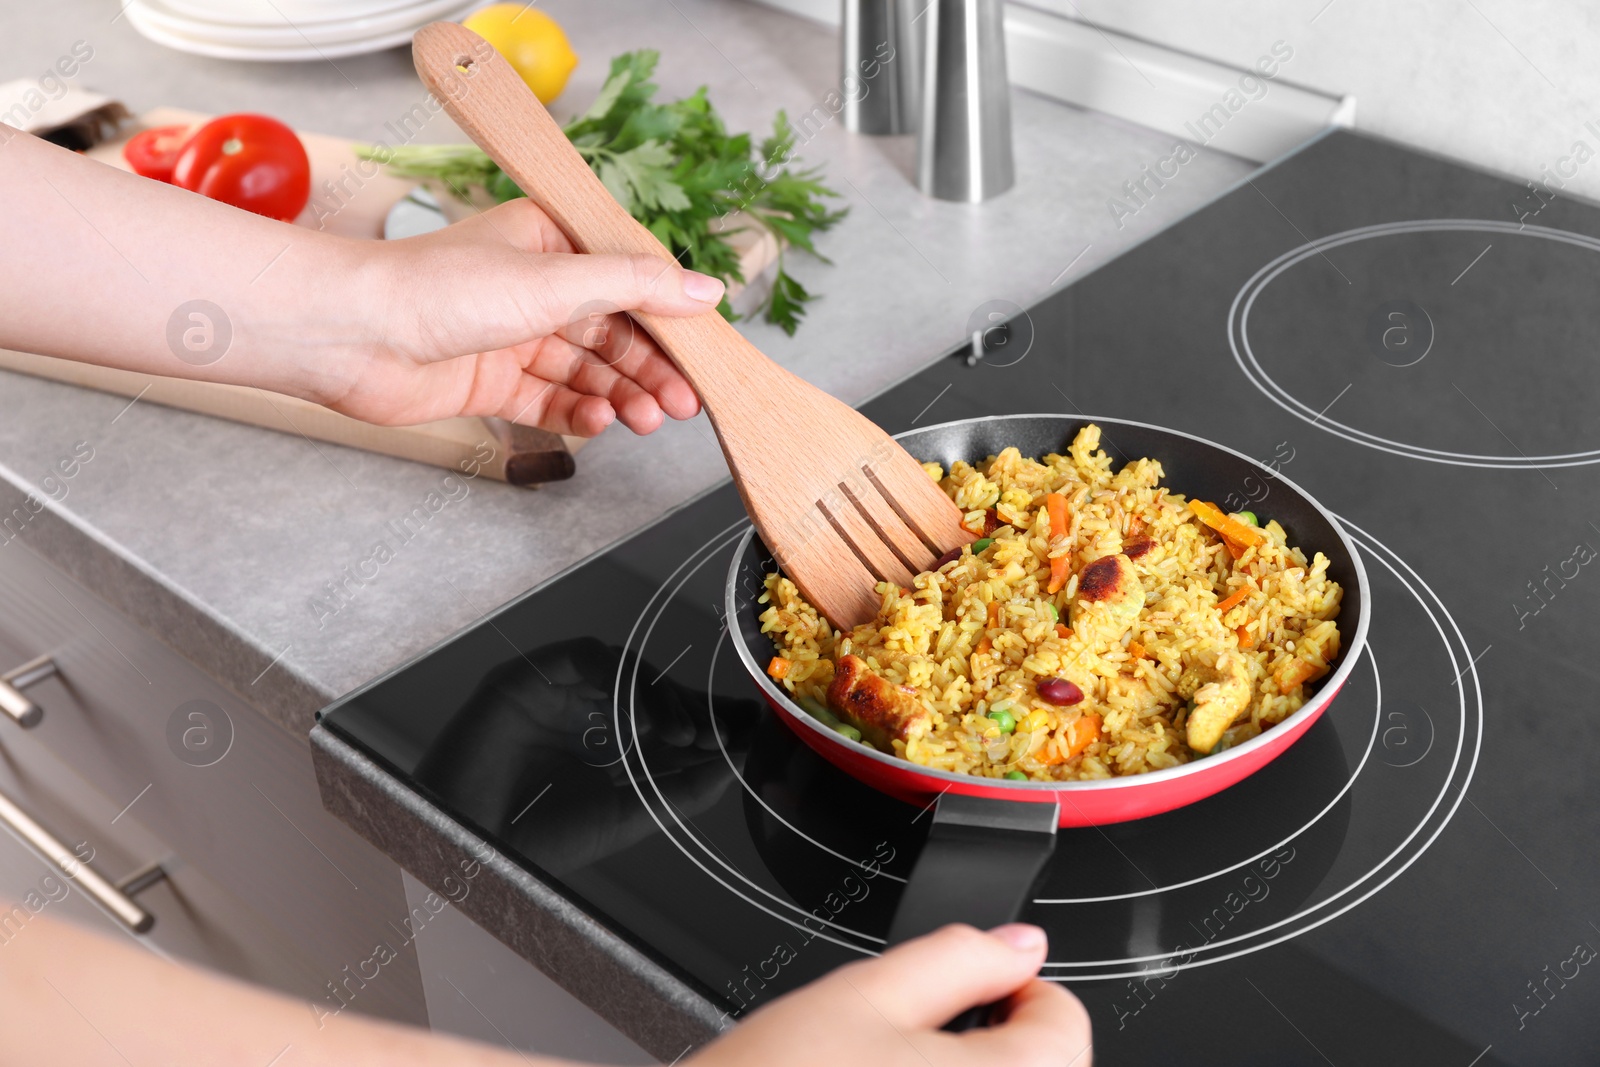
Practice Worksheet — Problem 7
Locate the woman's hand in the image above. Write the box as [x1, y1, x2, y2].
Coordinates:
[689, 924, 1093, 1067]
[1, 913, 1088, 1067]
[326, 198, 721, 438]
[0, 131, 720, 440]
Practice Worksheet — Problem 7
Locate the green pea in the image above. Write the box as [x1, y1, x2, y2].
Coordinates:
[1237, 510, 1258, 526]
[1045, 602, 1059, 623]
[973, 537, 994, 554]
[833, 723, 863, 743]
[1005, 770, 1028, 781]
[988, 708, 1016, 734]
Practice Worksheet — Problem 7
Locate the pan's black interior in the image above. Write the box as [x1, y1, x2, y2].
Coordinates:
[322, 130, 1594, 1064]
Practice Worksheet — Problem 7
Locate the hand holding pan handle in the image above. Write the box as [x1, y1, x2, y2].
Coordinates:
[886, 793, 1061, 1031]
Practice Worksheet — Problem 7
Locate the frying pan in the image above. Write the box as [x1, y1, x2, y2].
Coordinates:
[727, 414, 1370, 956]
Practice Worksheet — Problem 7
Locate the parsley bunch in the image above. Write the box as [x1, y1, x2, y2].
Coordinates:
[372, 50, 846, 334]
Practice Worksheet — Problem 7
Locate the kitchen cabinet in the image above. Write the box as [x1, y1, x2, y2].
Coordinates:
[0, 539, 426, 1026]
[399, 872, 654, 1065]
[0, 813, 133, 947]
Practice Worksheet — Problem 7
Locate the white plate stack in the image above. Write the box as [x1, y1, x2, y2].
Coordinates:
[125, 0, 483, 61]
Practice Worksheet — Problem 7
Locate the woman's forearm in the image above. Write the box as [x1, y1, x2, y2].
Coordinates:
[0, 125, 377, 404]
[0, 912, 564, 1067]
[0, 126, 722, 436]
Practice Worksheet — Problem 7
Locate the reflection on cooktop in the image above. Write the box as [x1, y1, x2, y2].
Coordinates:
[414, 636, 761, 878]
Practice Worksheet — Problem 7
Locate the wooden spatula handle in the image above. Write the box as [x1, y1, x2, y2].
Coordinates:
[413, 22, 659, 260]
[410, 21, 765, 412]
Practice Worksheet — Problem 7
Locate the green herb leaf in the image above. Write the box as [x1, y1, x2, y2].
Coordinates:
[766, 267, 812, 336]
[577, 70, 630, 126]
[366, 49, 845, 332]
[575, 49, 659, 127]
[613, 142, 691, 212]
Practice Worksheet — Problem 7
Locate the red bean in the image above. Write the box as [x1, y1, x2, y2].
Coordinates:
[933, 546, 964, 569]
[1037, 677, 1084, 705]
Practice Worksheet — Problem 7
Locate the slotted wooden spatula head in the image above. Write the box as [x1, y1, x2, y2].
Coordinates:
[412, 22, 972, 628]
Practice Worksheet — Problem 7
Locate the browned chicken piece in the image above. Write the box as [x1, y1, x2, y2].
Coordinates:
[827, 654, 933, 750]
[1181, 652, 1253, 754]
[1070, 553, 1145, 648]
[1121, 537, 1155, 560]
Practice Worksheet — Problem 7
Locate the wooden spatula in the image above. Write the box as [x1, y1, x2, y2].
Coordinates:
[412, 22, 971, 628]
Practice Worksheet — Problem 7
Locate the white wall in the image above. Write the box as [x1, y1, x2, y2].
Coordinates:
[1025, 0, 1600, 201]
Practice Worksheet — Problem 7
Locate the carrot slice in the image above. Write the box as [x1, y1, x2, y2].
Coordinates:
[1191, 500, 1265, 548]
[1055, 623, 1072, 640]
[986, 601, 1001, 628]
[1274, 657, 1329, 693]
[1065, 712, 1103, 758]
[1217, 587, 1250, 613]
[975, 636, 993, 655]
[1045, 493, 1069, 539]
[1128, 640, 1146, 659]
[1236, 625, 1256, 650]
[1047, 553, 1071, 594]
[767, 656, 791, 680]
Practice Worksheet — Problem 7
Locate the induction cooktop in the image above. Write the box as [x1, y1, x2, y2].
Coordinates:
[321, 129, 1600, 1065]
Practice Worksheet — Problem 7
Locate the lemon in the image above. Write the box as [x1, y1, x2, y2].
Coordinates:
[462, 4, 578, 104]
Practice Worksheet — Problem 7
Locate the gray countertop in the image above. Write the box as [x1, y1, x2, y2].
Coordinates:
[2, 0, 1254, 736]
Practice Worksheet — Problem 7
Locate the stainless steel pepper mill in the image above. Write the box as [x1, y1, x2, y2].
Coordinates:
[916, 0, 1014, 202]
[841, 0, 921, 135]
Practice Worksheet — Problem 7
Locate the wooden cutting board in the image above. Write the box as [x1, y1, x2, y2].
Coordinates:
[0, 107, 779, 486]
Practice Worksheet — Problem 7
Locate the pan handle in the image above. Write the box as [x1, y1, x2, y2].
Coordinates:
[886, 793, 1060, 1031]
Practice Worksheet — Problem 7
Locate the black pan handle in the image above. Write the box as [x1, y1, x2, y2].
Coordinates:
[886, 793, 1060, 1031]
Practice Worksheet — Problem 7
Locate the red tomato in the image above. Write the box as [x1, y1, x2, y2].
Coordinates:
[171, 114, 310, 222]
[123, 124, 193, 183]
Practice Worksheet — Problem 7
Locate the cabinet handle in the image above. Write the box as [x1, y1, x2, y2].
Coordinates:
[0, 654, 56, 729]
[0, 785, 159, 933]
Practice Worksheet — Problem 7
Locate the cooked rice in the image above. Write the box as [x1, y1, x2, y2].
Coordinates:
[757, 425, 1343, 781]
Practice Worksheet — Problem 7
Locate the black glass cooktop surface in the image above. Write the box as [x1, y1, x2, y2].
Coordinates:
[322, 130, 1600, 1066]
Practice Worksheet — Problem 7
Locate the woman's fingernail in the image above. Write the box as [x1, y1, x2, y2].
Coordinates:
[987, 924, 1047, 953]
[682, 270, 725, 303]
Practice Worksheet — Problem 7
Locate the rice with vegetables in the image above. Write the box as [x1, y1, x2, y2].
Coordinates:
[757, 425, 1343, 782]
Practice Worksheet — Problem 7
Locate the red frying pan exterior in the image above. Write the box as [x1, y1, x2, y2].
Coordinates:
[757, 679, 1343, 826]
